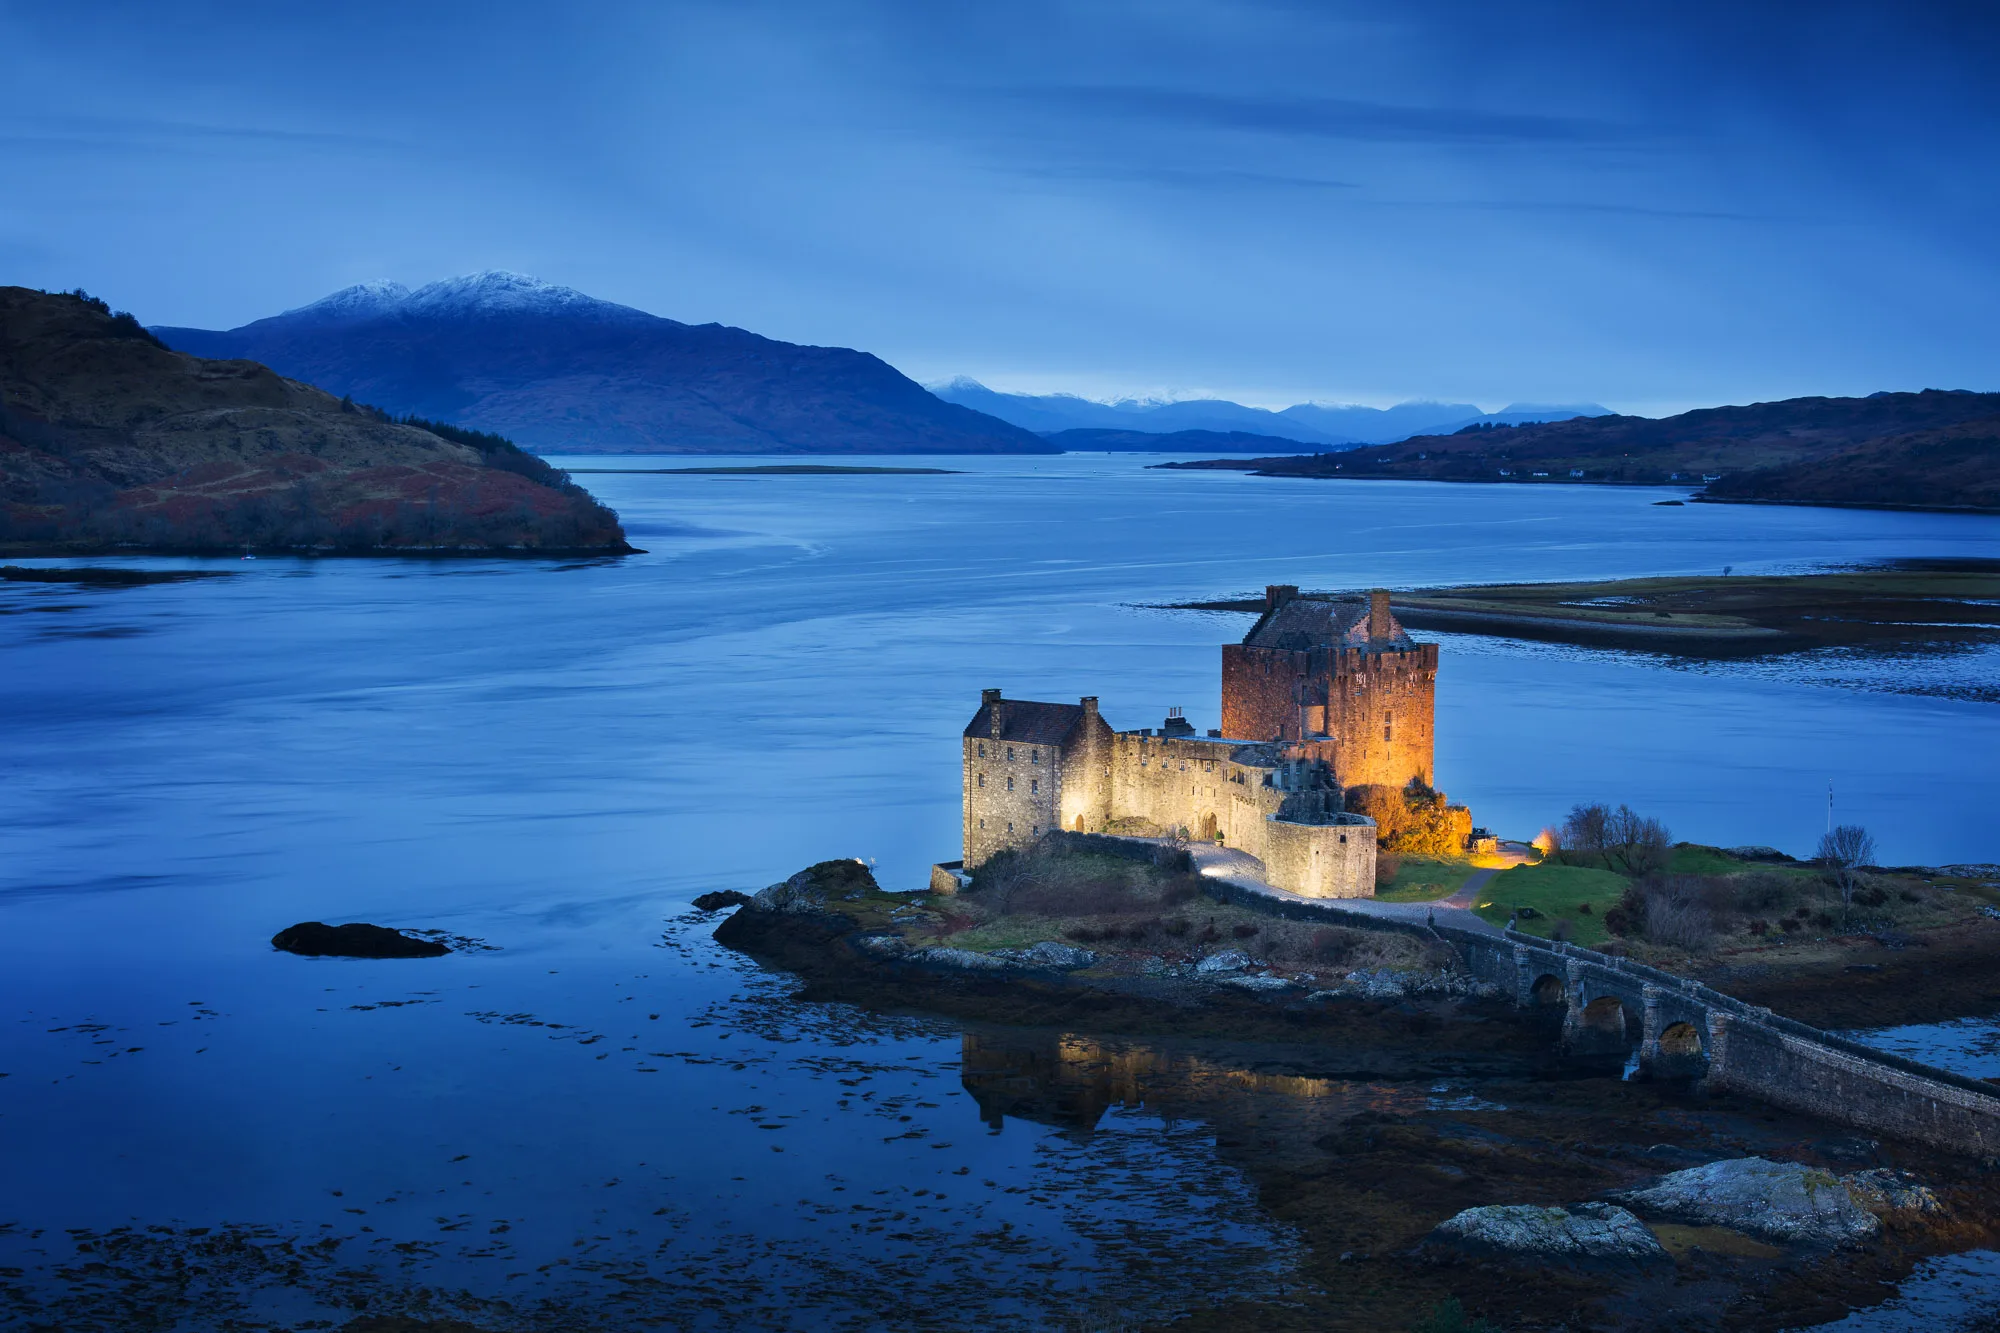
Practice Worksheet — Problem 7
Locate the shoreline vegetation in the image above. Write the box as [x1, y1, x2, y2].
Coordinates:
[711, 841, 2000, 1331]
[1164, 562, 2000, 658]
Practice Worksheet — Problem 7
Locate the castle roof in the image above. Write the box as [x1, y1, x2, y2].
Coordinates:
[964, 698, 1089, 747]
[1243, 595, 1411, 652]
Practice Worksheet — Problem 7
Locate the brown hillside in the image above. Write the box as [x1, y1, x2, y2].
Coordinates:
[0, 286, 630, 552]
[1703, 418, 2000, 510]
[1160, 389, 2000, 511]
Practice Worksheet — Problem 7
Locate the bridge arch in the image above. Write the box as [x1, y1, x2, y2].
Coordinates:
[1530, 974, 1565, 1006]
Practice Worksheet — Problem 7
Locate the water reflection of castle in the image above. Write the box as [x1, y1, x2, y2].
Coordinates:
[960, 587, 1439, 898]
[958, 1031, 1438, 1134]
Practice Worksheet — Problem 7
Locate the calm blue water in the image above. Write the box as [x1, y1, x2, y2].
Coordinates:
[1, 454, 1996, 1328]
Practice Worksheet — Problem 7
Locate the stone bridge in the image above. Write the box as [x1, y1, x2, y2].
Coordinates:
[1196, 872, 2000, 1159]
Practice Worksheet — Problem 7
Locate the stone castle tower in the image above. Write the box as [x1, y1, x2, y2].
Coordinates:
[1220, 586, 1436, 790]
[955, 588, 1440, 900]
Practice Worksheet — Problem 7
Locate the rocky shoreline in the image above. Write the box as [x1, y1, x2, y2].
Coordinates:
[709, 858, 2000, 1331]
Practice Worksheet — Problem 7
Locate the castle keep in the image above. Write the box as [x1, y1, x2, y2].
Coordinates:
[960, 587, 1440, 899]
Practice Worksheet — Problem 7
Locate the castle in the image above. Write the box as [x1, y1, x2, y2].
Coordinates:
[958, 587, 1442, 899]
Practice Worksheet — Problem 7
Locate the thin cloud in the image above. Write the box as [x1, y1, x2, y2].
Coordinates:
[1004, 85, 1658, 147]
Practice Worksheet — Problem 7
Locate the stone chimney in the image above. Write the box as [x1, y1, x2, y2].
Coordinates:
[1369, 589, 1392, 641]
[1080, 695, 1099, 725]
[983, 687, 1003, 738]
[1265, 584, 1299, 613]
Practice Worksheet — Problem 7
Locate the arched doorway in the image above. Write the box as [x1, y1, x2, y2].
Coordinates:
[1073, 815, 1084, 832]
[1199, 812, 1219, 842]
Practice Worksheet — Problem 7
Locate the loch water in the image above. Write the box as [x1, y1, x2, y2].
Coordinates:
[1, 455, 1997, 1329]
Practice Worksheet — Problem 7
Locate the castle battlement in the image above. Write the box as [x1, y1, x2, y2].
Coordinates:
[960, 587, 1441, 899]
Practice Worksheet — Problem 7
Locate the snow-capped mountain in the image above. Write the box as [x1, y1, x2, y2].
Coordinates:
[152, 277, 1047, 455]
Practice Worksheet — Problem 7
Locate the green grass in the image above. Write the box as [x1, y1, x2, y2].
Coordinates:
[1472, 863, 1630, 946]
[1373, 857, 1481, 902]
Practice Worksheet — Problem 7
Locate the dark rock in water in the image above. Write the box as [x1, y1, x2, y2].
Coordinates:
[692, 890, 752, 912]
[271, 921, 450, 958]
[1652, 499, 1685, 506]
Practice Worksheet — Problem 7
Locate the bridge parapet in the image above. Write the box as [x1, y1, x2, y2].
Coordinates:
[1195, 877, 2000, 1156]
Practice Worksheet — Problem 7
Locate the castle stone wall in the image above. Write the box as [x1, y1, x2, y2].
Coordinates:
[1260, 815, 1377, 898]
[961, 734, 1064, 867]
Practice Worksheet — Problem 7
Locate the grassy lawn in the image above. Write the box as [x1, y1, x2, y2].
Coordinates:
[1472, 863, 1630, 946]
[1374, 858, 1482, 902]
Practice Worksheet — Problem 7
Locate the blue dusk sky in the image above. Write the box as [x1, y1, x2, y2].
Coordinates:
[2, 0, 1995, 414]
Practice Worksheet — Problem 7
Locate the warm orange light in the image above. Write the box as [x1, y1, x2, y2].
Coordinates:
[1531, 827, 1558, 856]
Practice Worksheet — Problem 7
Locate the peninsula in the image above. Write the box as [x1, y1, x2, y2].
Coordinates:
[1158, 389, 2000, 513]
[0, 286, 632, 553]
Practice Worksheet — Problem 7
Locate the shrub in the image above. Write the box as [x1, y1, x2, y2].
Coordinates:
[1197, 924, 1221, 944]
[1779, 917, 1801, 933]
[1577, 902, 1592, 915]
[1374, 851, 1403, 889]
[1645, 893, 1715, 952]
[1855, 884, 1888, 908]
[1231, 923, 1260, 939]
[1550, 919, 1574, 943]
[1163, 918, 1190, 937]
[1736, 871, 1797, 912]
[1900, 888, 1924, 904]
[1747, 918, 1769, 936]
[1602, 885, 1647, 938]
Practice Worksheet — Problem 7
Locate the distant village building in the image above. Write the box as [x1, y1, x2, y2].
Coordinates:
[957, 587, 1448, 899]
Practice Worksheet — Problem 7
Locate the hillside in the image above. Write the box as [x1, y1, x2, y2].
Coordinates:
[155, 273, 1049, 456]
[1043, 427, 1329, 453]
[0, 286, 630, 553]
[1159, 390, 2000, 511]
[1703, 418, 2000, 511]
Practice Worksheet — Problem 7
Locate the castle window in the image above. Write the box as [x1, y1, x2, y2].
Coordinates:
[977, 742, 986, 757]
[1006, 776, 1015, 791]
[1030, 779, 1038, 794]
[1031, 749, 1039, 764]
[1007, 822, 1014, 833]
[1006, 746, 1014, 760]
[977, 773, 985, 787]
[979, 818, 985, 829]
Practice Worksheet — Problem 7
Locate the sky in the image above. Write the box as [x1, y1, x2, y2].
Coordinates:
[2, 0, 1997, 415]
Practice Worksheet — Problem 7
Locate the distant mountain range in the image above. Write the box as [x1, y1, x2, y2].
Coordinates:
[1, 286, 629, 552]
[1159, 390, 2000, 512]
[929, 377, 1608, 448]
[1045, 427, 1339, 453]
[154, 273, 1050, 455]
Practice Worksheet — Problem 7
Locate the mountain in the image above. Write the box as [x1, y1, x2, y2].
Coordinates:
[1157, 389, 2000, 512]
[153, 273, 1049, 456]
[1044, 427, 1330, 453]
[929, 378, 1608, 446]
[1, 286, 630, 552]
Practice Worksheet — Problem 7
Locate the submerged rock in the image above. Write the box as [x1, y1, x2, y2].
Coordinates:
[271, 922, 449, 959]
[691, 890, 752, 912]
[1429, 1203, 1666, 1264]
[1614, 1158, 1880, 1245]
[1224, 974, 1295, 994]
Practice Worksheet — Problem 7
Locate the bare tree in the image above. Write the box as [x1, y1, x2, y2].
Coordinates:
[1604, 804, 1674, 877]
[1818, 824, 1877, 927]
[1560, 803, 1611, 859]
